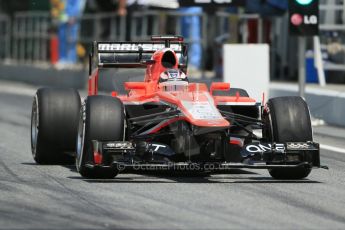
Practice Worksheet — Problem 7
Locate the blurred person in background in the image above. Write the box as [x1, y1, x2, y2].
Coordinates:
[178, 5, 203, 73]
[119, 0, 178, 40]
[326, 32, 345, 83]
[245, 0, 288, 43]
[51, 0, 86, 65]
[119, 0, 202, 73]
[94, 0, 122, 39]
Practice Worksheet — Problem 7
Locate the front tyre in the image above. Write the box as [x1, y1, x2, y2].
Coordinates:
[31, 88, 80, 164]
[76, 96, 125, 179]
[263, 96, 312, 179]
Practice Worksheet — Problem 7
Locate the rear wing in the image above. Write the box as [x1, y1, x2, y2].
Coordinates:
[89, 36, 188, 74]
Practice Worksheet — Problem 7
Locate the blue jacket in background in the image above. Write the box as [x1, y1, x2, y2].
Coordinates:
[65, 0, 80, 18]
[267, 0, 288, 10]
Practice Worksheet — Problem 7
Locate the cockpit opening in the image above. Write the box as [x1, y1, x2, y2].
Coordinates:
[161, 51, 177, 68]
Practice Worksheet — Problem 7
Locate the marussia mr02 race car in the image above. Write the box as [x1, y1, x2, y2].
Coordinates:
[31, 35, 324, 179]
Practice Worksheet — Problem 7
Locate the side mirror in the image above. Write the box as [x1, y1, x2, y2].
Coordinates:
[210, 82, 230, 95]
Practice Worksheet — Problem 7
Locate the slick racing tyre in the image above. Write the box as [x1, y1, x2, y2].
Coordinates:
[31, 88, 81, 164]
[76, 96, 125, 179]
[263, 96, 312, 179]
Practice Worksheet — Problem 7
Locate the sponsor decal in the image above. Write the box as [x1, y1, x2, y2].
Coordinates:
[290, 14, 318, 26]
[287, 142, 313, 149]
[98, 43, 182, 52]
[182, 96, 223, 120]
[148, 143, 175, 156]
[105, 142, 134, 149]
[304, 15, 318, 24]
[245, 143, 285, 153]
[151, 144, 166, 152]
[291, 14, 303, 26]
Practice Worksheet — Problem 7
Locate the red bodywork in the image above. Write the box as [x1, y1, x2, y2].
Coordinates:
[88, 47, 257, 129]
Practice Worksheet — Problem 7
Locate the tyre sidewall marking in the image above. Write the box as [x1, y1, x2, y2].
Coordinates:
[31, 94, 39, 157]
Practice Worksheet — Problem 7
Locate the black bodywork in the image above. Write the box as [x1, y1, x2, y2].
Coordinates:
[85, 103, 323, 172]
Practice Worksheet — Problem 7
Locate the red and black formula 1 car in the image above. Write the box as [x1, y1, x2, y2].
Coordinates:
[31, 35, 324, 179]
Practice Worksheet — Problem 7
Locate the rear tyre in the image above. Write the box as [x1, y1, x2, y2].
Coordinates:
[263, 96, 312, 179]
[31, 88, 80, 164]
[76, 96, 124, 179]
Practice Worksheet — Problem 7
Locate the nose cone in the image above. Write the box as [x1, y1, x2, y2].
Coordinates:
[178, 91, 230, 128]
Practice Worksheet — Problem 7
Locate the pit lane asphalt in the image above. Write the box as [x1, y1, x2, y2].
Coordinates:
[0, 80, 345, 230]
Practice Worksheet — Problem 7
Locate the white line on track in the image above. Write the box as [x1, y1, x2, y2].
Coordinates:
[0, 82, 37, 97]
[270, 82, 345, 98]
[321, 144, 345, 154]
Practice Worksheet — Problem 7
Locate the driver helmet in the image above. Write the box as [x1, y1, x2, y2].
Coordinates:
[158, 69, 189, 92]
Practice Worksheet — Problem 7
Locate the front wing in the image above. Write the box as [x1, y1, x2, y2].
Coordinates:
[86, 140, 324, 171]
